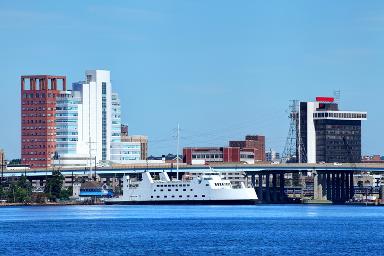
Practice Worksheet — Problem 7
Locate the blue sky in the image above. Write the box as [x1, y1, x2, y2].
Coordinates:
[0, 0, 383, 159]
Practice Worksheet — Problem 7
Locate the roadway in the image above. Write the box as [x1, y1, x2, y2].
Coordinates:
[3, 163, 384, 178]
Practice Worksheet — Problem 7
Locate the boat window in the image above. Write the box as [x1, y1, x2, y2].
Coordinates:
[156, 196, 160, 198]
[194, 195, 197, 197]
[206, 184, 209, 186]
[190, 189, 193, 191]
[164, 196, 167, 198]
[202, 195, 205, 198]
[160, 189, 164, 192]
[151, 196, 153, 198]
[154, 190, 156, 192]
[168, 189, 171, 191]
[175, 189, 178, 191]
[179, 195, 182, 198]
[172, 195, 175, 198]
[187, 195, 190, 198]
[183, 189, 186, 191]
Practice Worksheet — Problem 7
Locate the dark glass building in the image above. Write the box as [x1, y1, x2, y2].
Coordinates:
[297, 97, 367, 163]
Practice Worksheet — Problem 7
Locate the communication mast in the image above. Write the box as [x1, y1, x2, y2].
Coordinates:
[282, 100, 307, 163]
[334, 90, 341, 106]
[282, 100, 299, 163]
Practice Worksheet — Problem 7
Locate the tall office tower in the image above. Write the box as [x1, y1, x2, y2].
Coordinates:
[73, 70, 112, 163]
[21, 75, 66, 168]
[297, 97, 367, 163]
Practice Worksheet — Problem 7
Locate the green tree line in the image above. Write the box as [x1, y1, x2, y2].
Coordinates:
[0, 170, 72, 203]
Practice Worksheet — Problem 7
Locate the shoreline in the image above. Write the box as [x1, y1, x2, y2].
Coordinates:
[1, 201, 384, 207]
[0, 202, 104, 207]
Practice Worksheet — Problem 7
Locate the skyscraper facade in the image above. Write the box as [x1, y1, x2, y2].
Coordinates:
[73, 70, 112, 162]
[21, 75, 66, 168]
[297, 97, 367, 163]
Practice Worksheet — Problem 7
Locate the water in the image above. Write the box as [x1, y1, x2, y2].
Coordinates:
[0, 205, 383, 256]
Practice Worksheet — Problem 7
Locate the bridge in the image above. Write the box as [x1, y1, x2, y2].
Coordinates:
[3, 163, 384, 204]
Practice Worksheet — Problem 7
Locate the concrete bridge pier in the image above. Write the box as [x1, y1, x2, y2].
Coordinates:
[314, 171, 355, 203]
[336, 172, 341, 202]
[251, 174, 256, 189]
[349, 173, 355, 199]
[332, 172, 337, 202]
[279, 172, 285, 202]
[272, 173, 278, 202]
[341, 172, 345, 202]
[314, 172, 328, 201]
[258, 173, 263, 202]
[326, 173, 331, 200]
[345, 172, 350, 202]
[265, 173, 271, 203]
[321, 173, 327, 200]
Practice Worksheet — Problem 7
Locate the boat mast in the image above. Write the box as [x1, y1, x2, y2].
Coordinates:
[176, 123, 180, 180]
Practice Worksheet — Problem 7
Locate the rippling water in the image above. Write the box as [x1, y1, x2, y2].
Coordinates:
[0, 205, 383, 256]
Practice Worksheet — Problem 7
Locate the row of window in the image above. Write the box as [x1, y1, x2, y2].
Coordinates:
[22, 101, 56, 105]
[150, 195, 206, 199]
[22, 157, 49, 161]
[314, 112, 367, 119]
[155, 184, 191, 188]
[23, 126, 55, 130]
[22, 144, 50, 149]
[22, 93, 57, 99]
[192, 154, 223, 159]
[154, 188, 192, 192]
[215, 183, 230, 187]
[22, 114, 54, 117]
[56, 113, 78, 117]
[22, 107, 55, 111]
[22, 139, 55, 143]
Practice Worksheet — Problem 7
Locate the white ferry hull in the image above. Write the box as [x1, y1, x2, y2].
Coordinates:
[105, 199, 257, 205]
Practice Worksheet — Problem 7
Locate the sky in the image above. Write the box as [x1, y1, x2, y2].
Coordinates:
[0, 0, 383, 159]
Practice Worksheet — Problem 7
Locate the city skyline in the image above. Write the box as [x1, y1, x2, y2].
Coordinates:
[1, 1, 384, 159]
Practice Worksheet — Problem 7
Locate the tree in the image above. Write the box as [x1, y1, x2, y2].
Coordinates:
[59, 186, 73, 200]
[5, 175, 32, 203]
[44, 170, 64, 201]
[9, 159, 21, 165]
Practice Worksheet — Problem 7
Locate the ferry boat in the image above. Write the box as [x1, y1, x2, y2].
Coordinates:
[105, 171, 257, 205]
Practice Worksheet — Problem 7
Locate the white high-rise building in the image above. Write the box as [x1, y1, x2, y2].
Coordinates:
[53, 70, 140, 168]
[73, 70, 112, 163]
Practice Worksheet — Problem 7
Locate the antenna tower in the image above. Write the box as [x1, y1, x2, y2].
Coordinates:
[334, 90, 341, 106]
[282, 100, 299, 163]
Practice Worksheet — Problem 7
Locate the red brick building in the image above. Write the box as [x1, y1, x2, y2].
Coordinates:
[229, 135, 265, 162]
[183, 147, 241, 165]
[21, 75, 66, 168]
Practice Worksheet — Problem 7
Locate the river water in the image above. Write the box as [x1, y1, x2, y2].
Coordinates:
[0, 205, 383, 256]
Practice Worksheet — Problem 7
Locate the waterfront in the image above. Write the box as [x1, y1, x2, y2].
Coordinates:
[0, 205, 384, 255]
